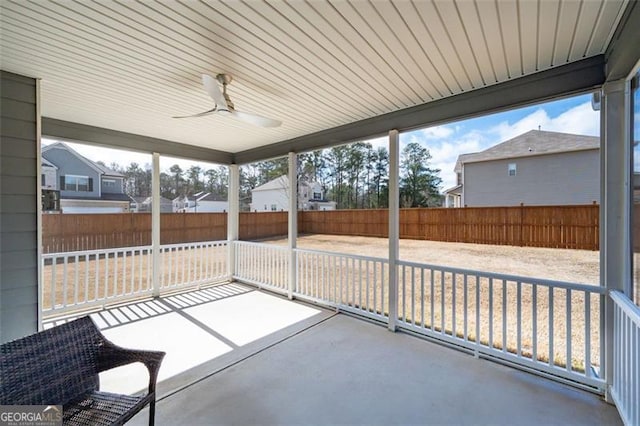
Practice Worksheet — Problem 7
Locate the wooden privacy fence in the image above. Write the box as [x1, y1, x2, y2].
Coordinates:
[300, 205, 599, 250]
[42, 204, 599, 253]
[42, 212, 287, 253]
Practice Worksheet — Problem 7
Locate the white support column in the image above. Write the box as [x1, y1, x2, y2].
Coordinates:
[151, 152, 161, 297]
[227, 164, 240, 280]
[388, 129, 399, 332]
[601, 79, 630, 402]
[288, 152, 298, 300]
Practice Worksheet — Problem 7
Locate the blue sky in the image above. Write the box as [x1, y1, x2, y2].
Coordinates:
[399, 93, 600, 189]
[44, 93, 600, 191]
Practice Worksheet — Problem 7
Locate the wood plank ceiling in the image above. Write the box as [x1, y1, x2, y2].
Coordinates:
[0, 0, 629, 154]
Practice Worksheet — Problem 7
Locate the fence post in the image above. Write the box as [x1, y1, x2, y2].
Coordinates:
[151, 152, 161, 298]
[388, 129, 399, 332]
[288, 152, 297, 300]
[228, 164, 239, 280]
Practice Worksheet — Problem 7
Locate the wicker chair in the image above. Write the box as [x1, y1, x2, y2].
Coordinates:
[0, 316, 165, 425]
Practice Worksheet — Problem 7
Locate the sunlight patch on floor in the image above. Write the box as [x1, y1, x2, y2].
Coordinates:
[92, 288, 322, 395]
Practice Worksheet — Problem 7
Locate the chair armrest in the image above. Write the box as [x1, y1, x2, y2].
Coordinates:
[97, 341, 166, 395]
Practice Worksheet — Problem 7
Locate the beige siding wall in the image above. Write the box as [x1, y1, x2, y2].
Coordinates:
[463, 150, 600, 207]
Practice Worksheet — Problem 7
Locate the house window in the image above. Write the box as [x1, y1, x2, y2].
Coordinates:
[41, 174, 46, 186]
[62, 175, 92, 192]
[103, 178, 116, 187]
[508, 163, 517, 176]
[313, 192, 322, 200]
[271, 204, 277, 211]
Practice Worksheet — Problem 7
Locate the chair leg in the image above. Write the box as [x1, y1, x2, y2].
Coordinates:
[149, 399, 156, 426]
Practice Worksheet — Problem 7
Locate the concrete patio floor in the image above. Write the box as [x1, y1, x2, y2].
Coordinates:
[48, 283, 621, 425]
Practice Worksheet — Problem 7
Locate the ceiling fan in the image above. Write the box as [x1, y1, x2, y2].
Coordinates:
[173, 74, 282, 128]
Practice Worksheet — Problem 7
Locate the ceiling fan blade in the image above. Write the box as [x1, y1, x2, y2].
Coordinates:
[172, 108, 217, 119]
[231, 110, 282, 128]
[202, 74, 227, 110]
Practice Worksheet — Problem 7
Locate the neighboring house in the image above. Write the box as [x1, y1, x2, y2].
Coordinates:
[173, 192, 228, 212]
[249, 175, 336, 212]
[443, 130, 600, 207]
[41, 157, 57, 190]
[41, 142, 132, 213]
[131, 196, 173, 213]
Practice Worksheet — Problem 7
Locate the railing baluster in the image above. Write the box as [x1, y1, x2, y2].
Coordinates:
[381, 262, 385, 317]
[411, 266, 415, 326]
[51, 257, 57, 309]
[366, 260, 371, 312]
[566, 289, 572, 372]
[584, 291, 591, 377]
[532, 284, 538, 362]
[462, 274, 467, 340]
[516, 281, 522, 357]
[130, 249, 135, 293]
[421, 268, 425, 329]
[358, 259, 363, 310]
[475, 275, 480, 350]
[489, 277, 493, 348]
[104, 252, 109, 299]
[430, 269, 435, 332]
[502, 279, 507, 353]
[63, 256, 68, 307]
[452, 273, 456, 338]
[402, 266, 407, 323]
[440, 270, 445, 334]
[115, 251, 120, 296]
[121, 250, 126, 296]
[373, 260, 378, 314]
[168, 248, 173, 287]
[84, 254, 89, 302]
[74, 255, 79, 305]
[95, 253, 100, 301]
[549, 286, 554, 367]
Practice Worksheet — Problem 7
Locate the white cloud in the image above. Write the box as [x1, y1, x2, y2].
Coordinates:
[428, 132, 486, 190]
[491, 102, 599, 142]
[419, 125, 455, 140]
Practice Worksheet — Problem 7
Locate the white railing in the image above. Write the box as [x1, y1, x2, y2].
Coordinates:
[611, 290, 640, 426]
[42, 240, 229, 317]
[230, 241, 606, 390]
[295, 248, 389, 322]
[159, 240, 228, 291]
[234, 241, 289, 293]
[396, 260, 606, 390]
[42, 245, 153, 316]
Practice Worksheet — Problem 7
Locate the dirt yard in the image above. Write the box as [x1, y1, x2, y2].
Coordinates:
[269, 234, 600, 285]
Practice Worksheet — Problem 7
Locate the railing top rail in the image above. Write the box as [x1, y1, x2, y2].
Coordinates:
[610, 290, 640, 326]
[160, 240, 228, 250]
[294, 247, 389, 264]
[397, 259, 605, 294]
[42, 244, 153, 258]
[234, 240, 289, 251]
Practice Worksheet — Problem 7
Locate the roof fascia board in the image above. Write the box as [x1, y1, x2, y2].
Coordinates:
[605, 1, 640, 82]
[234, 55, 605, 165]
[42, 118, 233, 165]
